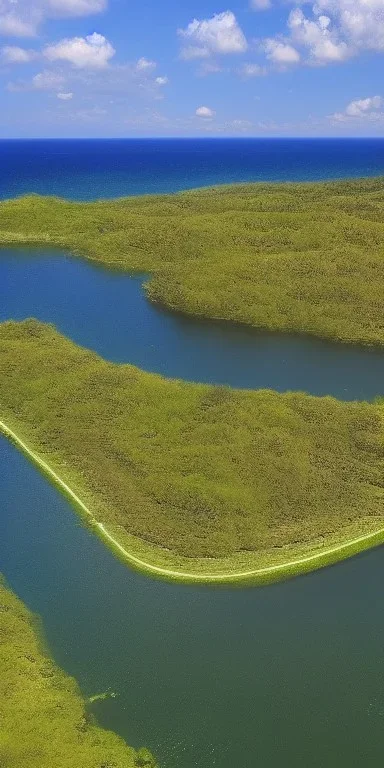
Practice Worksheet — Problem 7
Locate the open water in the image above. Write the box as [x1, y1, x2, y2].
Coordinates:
[1, 139, 384, 767]
[1, 137, 384, 200]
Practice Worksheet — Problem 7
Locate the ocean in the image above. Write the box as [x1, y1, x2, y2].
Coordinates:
[1, 137, 384, 201]
[2, 137, 384, 768]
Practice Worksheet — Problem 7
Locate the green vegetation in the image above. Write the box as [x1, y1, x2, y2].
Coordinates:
[0, 578, 157, 768]
[1, 320, 383, 584]
[0, 176, 384, 346]
[88, 690, 118, 704]
[1, 178, 384, 582]
[4, 180, 383, 764]
[135, 748, 159, 768]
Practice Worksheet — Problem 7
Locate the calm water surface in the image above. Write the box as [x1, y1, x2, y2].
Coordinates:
[2, 139, 384, 767]
[1, 244, 384, 767]
[2, 248, 384, 400]
[1, 436, 384, 768]
[1, 138, 384, 200]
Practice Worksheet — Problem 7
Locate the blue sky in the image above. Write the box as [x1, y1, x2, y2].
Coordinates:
[0, 0, 383, 137]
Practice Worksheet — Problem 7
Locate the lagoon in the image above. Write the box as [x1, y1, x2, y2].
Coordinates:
[1, 241, 384, 766]
[1, 434, 384, 768]
[2, 248, 384, 400]
[2, 137, 384, 767]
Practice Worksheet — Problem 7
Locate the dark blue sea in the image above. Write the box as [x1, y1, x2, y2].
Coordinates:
[1, 138, 384, 200]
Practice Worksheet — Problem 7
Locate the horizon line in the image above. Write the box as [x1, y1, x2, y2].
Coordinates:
[1, 135, 384, 141]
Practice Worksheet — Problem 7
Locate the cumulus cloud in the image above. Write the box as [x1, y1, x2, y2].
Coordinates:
[44, 33, 115, 69]
[178, 11, 247, 59]
[264, 39, 300, 64]
[1, 45, 38, 63]
[313, 0, 384, 54]
[155, 76, 168, 86]
[265, 0, 384, 69]
[346, 95, 383, 116]
[331, 95, 383, 121]
[0, 0, 106, 37]
[288, 7, 351, 64]
[196, 105, 215, 118]
[57, 90, 73, 99]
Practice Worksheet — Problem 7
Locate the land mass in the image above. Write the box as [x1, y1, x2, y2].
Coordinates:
[0, 578, 157, 768]
[0, 178, 383, 584]
[0, 319, 383, 584]
[1, 176, 384, 346]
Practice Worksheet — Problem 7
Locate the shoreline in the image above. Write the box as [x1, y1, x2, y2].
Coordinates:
[1, 175, 384, 349]
[2, 417, 384, 586]
[1, 176, 383, 585]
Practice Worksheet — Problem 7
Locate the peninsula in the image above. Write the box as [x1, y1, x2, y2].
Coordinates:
[0, 178, 383, 584]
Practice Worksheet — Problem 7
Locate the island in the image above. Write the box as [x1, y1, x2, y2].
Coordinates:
[0, 177, 383, 585]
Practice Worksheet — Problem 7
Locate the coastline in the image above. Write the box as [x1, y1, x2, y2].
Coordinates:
[1, 176, 384, 348]
[1, 176, 383, 585]
[0, 576, 151, 768]
[2, 416, 384, 586]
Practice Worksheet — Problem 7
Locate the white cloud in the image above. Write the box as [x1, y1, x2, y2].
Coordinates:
[178, 11, 247, 59]
[346, 95, 382, 116]
[196, 105, 216, 118]
[265, 0, 384, 69]
[250, 0, 271, 9]
[331, 95, 383, 122]
[1, 45, 38, 63]
[135, 57, 156, 72]
[0, 10, 38, 37]
[44, 33, 115, 69]
[8, 69, 65, 91]
[6, 55, 168, 105]
[0, 0, 106, 37]
[313, 0, 384, 54]
[239, 62, 267, 77]
[32, 70, 66, 89]
[288, 8, 351, 64]
[57, 90, 73, 99]
[264, 39, 300, 64]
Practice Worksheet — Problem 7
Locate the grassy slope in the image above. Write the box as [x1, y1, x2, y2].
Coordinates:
[0, 177, 384, 346]
[1, 178, 384, 582]
[0, 578, 157, 768]
[1, 320, 383, 583]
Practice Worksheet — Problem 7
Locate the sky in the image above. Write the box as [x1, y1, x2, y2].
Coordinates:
[0, 0, 383, 138]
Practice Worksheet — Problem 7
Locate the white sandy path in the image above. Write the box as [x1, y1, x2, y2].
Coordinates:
[1, 419, 383, 582]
